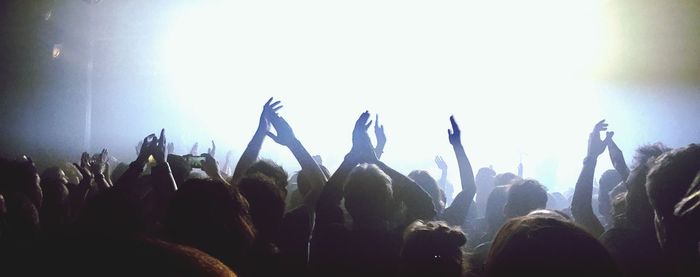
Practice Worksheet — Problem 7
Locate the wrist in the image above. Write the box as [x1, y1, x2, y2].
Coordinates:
[583, 156, 598, 165]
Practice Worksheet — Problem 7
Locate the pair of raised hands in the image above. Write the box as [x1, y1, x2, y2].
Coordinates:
[588, 120, 617, 158]
[73, 148, 111, 188]
[136, 129, 168, 164]
[253, 97, 301, 147]
[347, 111, 380, 164]
[187, 141, 216, 157]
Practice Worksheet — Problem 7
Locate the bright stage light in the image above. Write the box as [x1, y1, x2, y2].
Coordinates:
[158, 1, 618, 192]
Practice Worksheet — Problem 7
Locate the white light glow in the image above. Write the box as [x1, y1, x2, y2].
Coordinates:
[158, 0, 618, 192]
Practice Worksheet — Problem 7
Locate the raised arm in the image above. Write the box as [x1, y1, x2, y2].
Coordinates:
[231, 98, 282, 185]
[89, 148, 112, 190]
[571, 120, 607, 237]
[150, 129, 178, 195]
[604, 131, 630, 181]
[116, 134, 155, 188]
[434, 155, 449, 196]
[357, 112, 435, 221]
[373, 114, 387, 159]
[266, 106, 327, 208]
[315, 112, 372, 225]
[442, 116, 477, 226]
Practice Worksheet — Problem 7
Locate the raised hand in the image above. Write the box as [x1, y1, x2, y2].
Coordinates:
[351, 111, 377, 163]
[202, 153, 225, 182]
[374, 113, 387, 144]
[136, 140, 144, 156]
[374, 114, 387, 159]
[435, 155, 448, 171]
[90, 148, 109, 176]
[73, 152, 94, 189]
[267, 113, 297, 146]
[167, 142, 175, 155]
[588, 120, 608, 158]
[208, 140, 216, 157]
[257, 97, 283, 135]
[448, 115, 462, 146]
[152, 128, 167, 163]
[231, 97, 283, 185]
[189, 142, 199, 156]
[137, 134, 157, 164]
[602, 128, 630, 180]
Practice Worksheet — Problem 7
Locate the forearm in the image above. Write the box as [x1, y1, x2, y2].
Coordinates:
[438, 169, 448, 190]
[232, 131, 265, 185]
[376, 161, 436, 220]
[453, 144, 476, 198]
[608, 142, 630, 180]
[316, 155, 357, 224]
[571, 156, 604, 236]
[94, 174, 111, 191]
[151, 162, 178, 196]
[288, 139, 327, 207]
[374, 143, 385, 160]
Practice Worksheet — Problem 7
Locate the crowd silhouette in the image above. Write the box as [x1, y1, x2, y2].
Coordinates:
[0, 97, 698, 276]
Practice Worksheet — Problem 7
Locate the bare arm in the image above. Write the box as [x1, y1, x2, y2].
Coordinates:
[231, 98, 281, 185]
[315, 112, 373, 225]
[605, 132, 630, 181]
[267, 107, 327, 208]
[435, 156, 448, 193]
[442, 116, 477, 226]
[571, 120, 607, 237]
[373, 114, 386, 159]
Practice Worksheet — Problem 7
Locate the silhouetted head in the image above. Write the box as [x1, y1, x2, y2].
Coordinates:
[165, 178, 255, 269]
[400, 220, 466, 277]
[625, 143, 670, 237]
[0, 158, 42, 209]
[526, 209, 571, 221]
[504, 179, 547, 219]
[344, 163, 393, 228]
[238, 173, 286, 244]
[296, 169, 313, 196]
[598, 169, 622, 221]
[40, 168, 69, 206]
[41, 237, 237, 276]
[485, 185, 511, 233]
[645, 144, 700, 251]
[494, 172, 520, 187]
[476, 167, 497, 188]
[611, 192, 627, 228]
[39, 167, 70, 232]
[409, 170, 444, 212]
[246, 159, 288, 195]
[600, 169, 622, 191]
[75, 188, 146, 236]
[486, 214, 618, 277]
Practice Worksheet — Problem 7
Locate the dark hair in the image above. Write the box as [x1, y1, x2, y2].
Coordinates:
[238, 173, 286, 244]
[625, 143, 670, 237]
[504, 179, 547, 218]
[409, 170, 444, 212]
[344, 163, 393, 226]
[165, 178, 255, 270]
[645, 144, 700, 250]
[486, 215, 618, 277]
[400, 220, 466, 277]
[245, 159, 288, 192]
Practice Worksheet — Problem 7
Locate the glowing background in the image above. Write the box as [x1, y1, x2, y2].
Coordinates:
[3, 0, 700, 196]
[156, 0, 617, 192]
